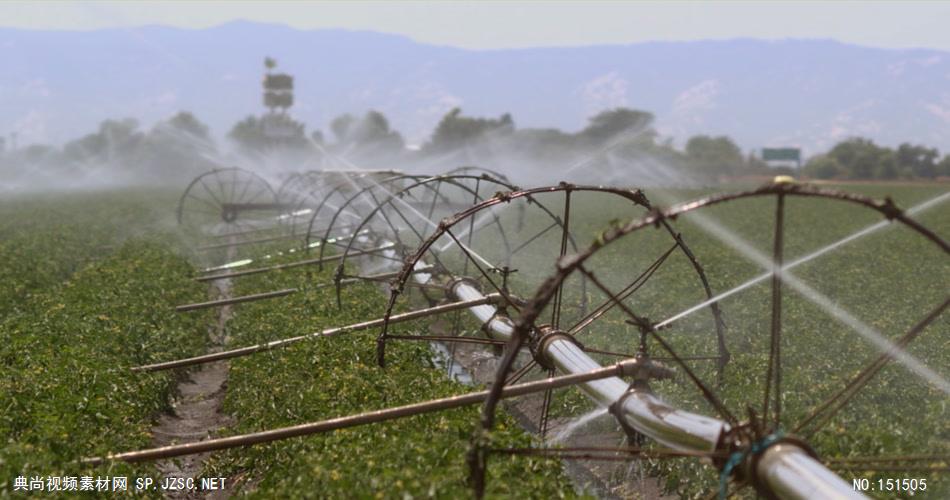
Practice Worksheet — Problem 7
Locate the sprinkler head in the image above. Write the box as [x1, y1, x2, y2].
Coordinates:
[772, 175, 796, 185]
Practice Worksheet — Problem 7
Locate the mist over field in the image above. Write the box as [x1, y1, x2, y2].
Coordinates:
[1, 7, 948, 500]
[3, 21, 950, 193]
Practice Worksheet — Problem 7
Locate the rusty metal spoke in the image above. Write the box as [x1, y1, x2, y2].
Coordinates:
[187, 192, 223, 214]
[445, 228, 520, 313]
[538, 368, 556, 438]
[199, 175, 223, 206]
[794, 297, 949, 438]
[763, 193, 785, 429]
[509, 220, 560, 256]
[567, 242, 678, 336]
[505, 360, 537, 386]
[576, 264, 738, 425]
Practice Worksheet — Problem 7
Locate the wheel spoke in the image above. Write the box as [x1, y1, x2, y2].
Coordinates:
[550, 190, 572, 328]
[445, 228, 519, 312]
[538, 368, 555, 438]
[793, 297, 949, 437]
[762, 193, 785, 429]
[505, 360, 537, 385]
[567, 242, 677, 336]
[577, 264, 737, 425]
[198, 177, 223, 206]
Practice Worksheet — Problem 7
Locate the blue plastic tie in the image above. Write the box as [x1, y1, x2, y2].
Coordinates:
[718, 431, 785, 499]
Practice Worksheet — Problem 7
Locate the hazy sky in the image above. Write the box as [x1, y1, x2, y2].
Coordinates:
[2, 1, 950, 51]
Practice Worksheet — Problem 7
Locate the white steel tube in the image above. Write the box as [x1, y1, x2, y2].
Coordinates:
[446, 279, 864, 500]
[397, 242, 863, 499]
[758, 444, 862, 500]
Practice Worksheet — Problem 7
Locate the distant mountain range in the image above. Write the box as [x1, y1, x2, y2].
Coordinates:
[3, 20, 950, 156]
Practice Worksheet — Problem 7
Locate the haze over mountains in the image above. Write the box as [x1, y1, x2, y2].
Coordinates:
[3, 20, 950, 155]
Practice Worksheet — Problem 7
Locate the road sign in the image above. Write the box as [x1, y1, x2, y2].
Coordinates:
[762, 148, 801, 162]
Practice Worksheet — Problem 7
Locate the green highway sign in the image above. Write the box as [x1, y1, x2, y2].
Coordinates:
[762, 148, 801, 162]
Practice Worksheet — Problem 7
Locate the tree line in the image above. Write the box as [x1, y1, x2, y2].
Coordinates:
[802, 138, 950, 180]
[2, 106, 948, 182]
[0, 112, 220, 183]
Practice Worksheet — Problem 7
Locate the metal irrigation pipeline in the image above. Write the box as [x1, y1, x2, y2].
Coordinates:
[376, 183, 729, 379]
[470, 181, 948, 499]
[121, 171, 948, 499]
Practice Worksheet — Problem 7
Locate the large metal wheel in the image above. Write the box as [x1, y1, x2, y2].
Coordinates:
[304, 173, 427, 254]
[299, 171, 409, 250]
[471, 182, 949, 498]
[274, 171, 325, 234]
[176, 167, 279, 239]
[377, 184, 727, 446]
[317, 174, 520, 309]
[444, 166, 512, 184]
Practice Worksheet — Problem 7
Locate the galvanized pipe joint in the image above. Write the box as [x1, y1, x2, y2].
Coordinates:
[445, 279, 864, 499]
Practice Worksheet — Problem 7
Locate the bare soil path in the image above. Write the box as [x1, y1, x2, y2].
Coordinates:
[151, 261, 236, 499]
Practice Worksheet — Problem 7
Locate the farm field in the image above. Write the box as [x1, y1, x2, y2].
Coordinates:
[0, 180, 946, 499]
[365, 179, 949, 498]
[201, 252, 577, 498]
[0, 190, 210, 495]
[0, 188, 577, 498]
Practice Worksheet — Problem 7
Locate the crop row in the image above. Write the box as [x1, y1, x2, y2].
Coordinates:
[200, 249, 581, 498]
[0, 240, 210, 493]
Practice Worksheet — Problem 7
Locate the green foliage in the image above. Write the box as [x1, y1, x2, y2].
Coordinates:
[802, 154, 842, 179]
[330, 113, 356, 143]
[62, 118, 145, 164]
[684, 135, 747, 176]
[425, 108, 515, 154]
[0, 190, 186, 317]
[597, 184, 948, 498]
[939, 155, 950, 178]
[577, 108, 656, 146]
[139, 112, 219, 177]
[7, 102, 950, 188]
[328, 110, 405, 157]
[804, 138, 949, 180]
[163, 112, 210, 141]
[895, 143, 940, 178]
[474, 183, 947, 498]
[228, 114, 313, 152]
[204, 255, 579, 498]
[0, 113, 218, 184]
[0, 237, 208, 493]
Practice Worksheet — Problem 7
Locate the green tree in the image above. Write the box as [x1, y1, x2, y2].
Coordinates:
[802, 154, 843, 179]
[310, 130, 325, 146]
[425, 108, 515, 154]
[166, 111, 210, 141]
[142, 111, 217, 175]
[330, 114, 356, 143]
[684, 135, 744, 175]
[62, 118, 144, 164]
[938, 155, 950, 177]
[347, 111, 403, 151]
[578, 108, 656, 146]
[825, 138, 893, 179]
[228, 114, 310, 152]
[19, 144, 60, 164]
[327, 111, 404, 160]
[895, 143, 939, 178]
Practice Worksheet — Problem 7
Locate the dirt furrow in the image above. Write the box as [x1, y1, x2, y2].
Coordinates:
[151, 270, 236, 499]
